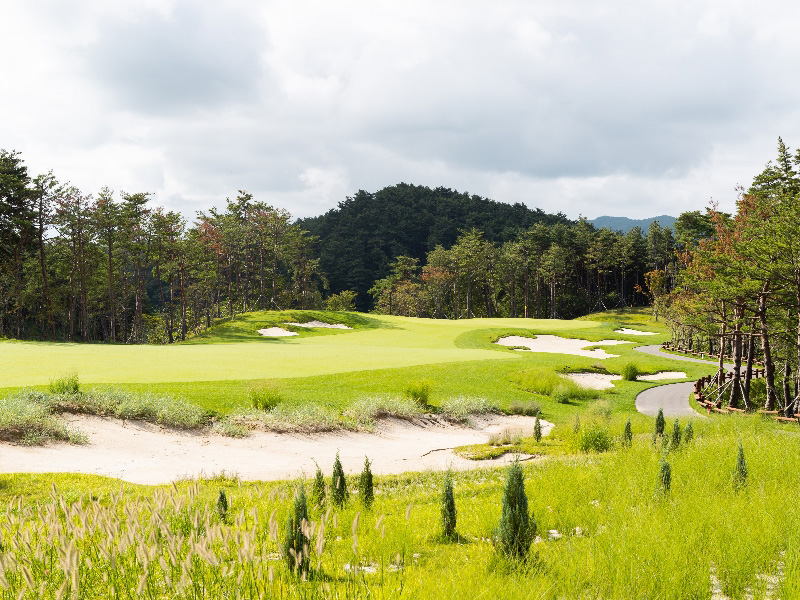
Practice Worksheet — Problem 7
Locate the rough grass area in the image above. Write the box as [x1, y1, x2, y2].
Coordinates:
[0, 418, 796, 598]
[0, 393, 86, 445]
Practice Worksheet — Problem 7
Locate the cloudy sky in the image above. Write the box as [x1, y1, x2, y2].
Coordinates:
[2, 0, 799, 220]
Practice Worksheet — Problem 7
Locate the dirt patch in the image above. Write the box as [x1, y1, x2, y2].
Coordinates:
[495, 335, 631, 359]
[0, 414, 553, 485]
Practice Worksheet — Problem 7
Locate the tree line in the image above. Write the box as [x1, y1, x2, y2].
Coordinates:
[661, 138, 800, 415]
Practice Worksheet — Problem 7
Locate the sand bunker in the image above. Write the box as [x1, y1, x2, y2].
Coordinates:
[0, 414, 553, 485]
[564, 373, 622, 389]
[257, 327, 298, 337]
[638, 371, 686, 381]
[614, 328, 656, 335]
[495, 335, 631, 359]
[285, 320, 352, 329]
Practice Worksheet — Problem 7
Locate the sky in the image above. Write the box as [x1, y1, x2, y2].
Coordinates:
[2, 0, 800, 221]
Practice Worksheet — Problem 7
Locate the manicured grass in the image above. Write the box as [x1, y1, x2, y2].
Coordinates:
[0, 417, 796, 598]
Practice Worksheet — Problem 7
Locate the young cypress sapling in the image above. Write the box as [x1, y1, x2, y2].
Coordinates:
[331, 451, 348, 508]
[655, 407, 665, 436]
[622, 418, 632, 447]
[216, 490, 228, 523]
[659, 459, 671, 494]
[670, 419, 681, 449]
[533, 416, 542, 443]
[496, 458, 536, 560]
[573, 413, 580, 435]
[283, 485, 310, 575]
[684, 421, 694, 443]
[312, 463, 326, 508]
[733, 441, 748, 490]
[358, 456, 374, 509]
[440, 470, 457, 540]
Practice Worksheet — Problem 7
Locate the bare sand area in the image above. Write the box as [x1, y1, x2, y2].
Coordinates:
[638, 371, 686, 381]
[495, 335, 631, 359]
[614, 328, 656, 335]
[564, 371, 687, 389]
[0, 414, 553, 485]
[285, 321, 352, 329]
[257, 327, 298, 337]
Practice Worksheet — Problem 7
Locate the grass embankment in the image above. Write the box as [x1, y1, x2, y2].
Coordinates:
[0, 418, 796, 598]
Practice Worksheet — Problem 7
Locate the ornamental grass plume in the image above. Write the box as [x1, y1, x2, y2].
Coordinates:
[441, 470, 457, 540]
[496, 458, 536, 560]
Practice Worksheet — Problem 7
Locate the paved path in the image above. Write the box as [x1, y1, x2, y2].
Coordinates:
[633, 345, 727, 418]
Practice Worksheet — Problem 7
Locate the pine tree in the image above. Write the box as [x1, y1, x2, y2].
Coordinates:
[216, 489, 229, 522]
[283, 485, 310, 574]
[440, 470, 457, 540]
[496, 458, 536, 560]
[659, 459, 671, 494]
[622, 418, 632, 447]
[358, 456, 374, 509]
[533, 416, 542, 442]
[684, 421, 694, 443]
[331, 451, 348, 508]
[655, 407, 665, 436]
[670, 419, 681, 449]
[733, 441, 748, 490]
[312, 463, 326, 508]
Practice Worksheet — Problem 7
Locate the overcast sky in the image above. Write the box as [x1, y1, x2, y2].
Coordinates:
[3, 0, 799, 221]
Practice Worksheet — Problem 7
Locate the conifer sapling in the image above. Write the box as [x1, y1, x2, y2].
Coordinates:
[684, 421, 694, 443]
[358, 456, 374, 509]
[533, 416, 542, 443]
[655, 407, 665, 436]
[496, 458, 536, 560]
[331, 451, 348, 508]
[312, 463, 326, 508]
[216, 489, 228, 522]
[283, 485, 310, 574]
[659, 459, 671, 494]
[670, 419, 681, 449]
[573, 413, 580, 435]
[733, 441, 748, 490]
[622, 418, 632, 447]
[440, 470, 457, 540]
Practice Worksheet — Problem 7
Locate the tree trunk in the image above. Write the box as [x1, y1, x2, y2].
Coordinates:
[758, 284, 778, 411]
[729, 303, 743, 409]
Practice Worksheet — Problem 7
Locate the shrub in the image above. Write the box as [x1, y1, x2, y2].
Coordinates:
[684, 421, 694, 443]
[534, 416, 542, 442]
[670, 419, 681, 450]
[440, 396, 494, 422]
[496, 458, 536, 560]
[283, 485, 310, 575]
[216, 490, 229, 523]
[733, 441, 748, 490]
[440, 470, 457, 540]
[621, 363, 639, 381]
[577, 424, 613, 453]
[312, 464, 326, 508]
[358, 457, 374, 509]
[622, 418, 632, 447]
[659, 459, 672, 494]
[248, 383, 284, 411]
[553, 384, 572, 404]
[0, 394, 84, 445]
[49, 373, 80, 396]
[588, 399, 613, 419]
[655, 408, 665, 436]
[404, 380, 432, 408]
[508, 401, 541, 416]
[212, 419, 249, 438]
[489, 429, 521, 446]
[325, 290, 358, 311]
[331, 452, 348, 508]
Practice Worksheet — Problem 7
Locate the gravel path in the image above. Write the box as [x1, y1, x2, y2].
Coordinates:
[633, 345, 728, 418]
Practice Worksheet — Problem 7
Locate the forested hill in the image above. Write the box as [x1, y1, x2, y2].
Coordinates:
[589, 215, 676, 233]
[297, 183, 571, 309]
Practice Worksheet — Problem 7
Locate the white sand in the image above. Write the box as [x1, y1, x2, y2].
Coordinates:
[563, 373, 622, 389]
[638, 371, 686, 381]
[614, 328, 656, 335]
[285, 320, 352, 329]
[0, 414, 554, 485]
[257, 327, 298, 337]
[495, 335, 631, 359]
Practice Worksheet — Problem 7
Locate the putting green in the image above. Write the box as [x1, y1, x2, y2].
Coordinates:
[0, 315, 600, 386]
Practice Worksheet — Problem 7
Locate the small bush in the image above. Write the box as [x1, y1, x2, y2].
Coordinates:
[659, 459, 672, 494]
[212, 419, 250, 438]
[588, 399, 613, 419]
[358, 457, 374, 509]
[496, 458, 536, 560]
[553, 384, 572, 404]
[283, 485, 310, 575]
[325, 290, 358, 311]
[684, 421, 694, 443]
[441, 470, 457, 540]
[508, 401, 541, 416]
[331, 452, 348, 508]
[622, 418, 632, 447]
[655, 408, 666, 436]
[312, 464, 326, 508]
[441, 396, 494, 422]
[621, 363, 639, 382]
[533, 416, 542, 442]
[489, 429, 521, 446]
[49, 373, 80, 396]
[0, 394, 83, 445]
[670, 419, 682, 450]
[345, 395, 423, 423]
[577, 424, 613, 453]
[216, 490, 229, 522]
[733, 441, 748, 490]
[404, 380, 432, 408]
[248, 383, 284, 411]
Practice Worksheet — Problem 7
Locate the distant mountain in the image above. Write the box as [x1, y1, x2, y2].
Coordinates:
[588, 215, 676, 233]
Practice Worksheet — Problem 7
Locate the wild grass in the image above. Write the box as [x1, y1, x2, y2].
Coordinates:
[0, 394, 86, 445]
[0, 418, 795, 598]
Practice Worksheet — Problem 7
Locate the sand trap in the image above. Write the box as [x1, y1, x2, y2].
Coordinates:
[257, 327, 298, 337]
[495, 335, 631, 359]
[638, 372, 686, 381]
[564, 373, 622, 389]
[0, 414, 554, 485]
[614, 328, 656, 335]
[285, 320, 352, 329]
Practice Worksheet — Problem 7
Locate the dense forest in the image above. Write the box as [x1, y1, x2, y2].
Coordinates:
[3, 147, 687, 343]
[661, 138, 800, 416]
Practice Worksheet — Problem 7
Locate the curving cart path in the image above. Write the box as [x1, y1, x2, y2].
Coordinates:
[633, 345, 732, 418]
